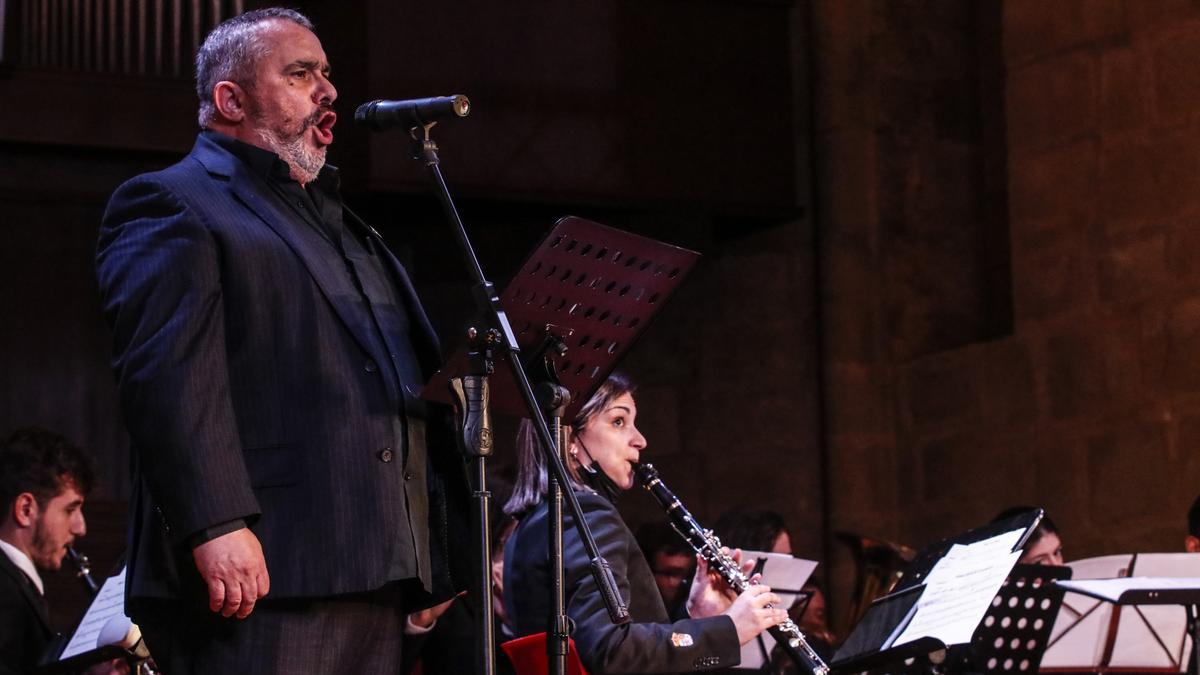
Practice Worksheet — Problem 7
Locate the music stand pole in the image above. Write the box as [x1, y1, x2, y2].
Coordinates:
[449, 328, 499, 675]
[1188, 603, 1199, 675]
[410, 123, 630, 673]
[535, 380, 571, 675]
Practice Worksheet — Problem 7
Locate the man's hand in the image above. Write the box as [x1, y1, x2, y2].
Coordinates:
[408, 593, 463, 631]
[192, 527, 270, 619]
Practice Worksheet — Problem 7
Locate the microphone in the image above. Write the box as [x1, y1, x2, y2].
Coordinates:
[354, 95, 470, 131]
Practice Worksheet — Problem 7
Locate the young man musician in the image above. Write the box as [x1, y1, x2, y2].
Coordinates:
[0, 427, 115, 675]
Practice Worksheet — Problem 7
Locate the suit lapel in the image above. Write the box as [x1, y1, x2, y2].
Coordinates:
[0, 550, 52, 635]
[191, 135, 396, 387]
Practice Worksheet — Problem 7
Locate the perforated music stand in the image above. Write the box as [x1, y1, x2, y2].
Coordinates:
[423, 215, 700, 419]
[968, 563, 1071, 674]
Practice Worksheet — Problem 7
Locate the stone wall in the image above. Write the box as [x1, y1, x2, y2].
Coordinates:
[813, 0, 1200, 628]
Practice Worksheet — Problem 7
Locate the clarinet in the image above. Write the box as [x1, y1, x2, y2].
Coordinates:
[635, 462, 831, 675]
[65, 546, 101, 595]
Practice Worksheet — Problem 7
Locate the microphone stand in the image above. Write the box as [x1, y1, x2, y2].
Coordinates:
[449, 327, 498, 675]
[409, 122, 630, 675]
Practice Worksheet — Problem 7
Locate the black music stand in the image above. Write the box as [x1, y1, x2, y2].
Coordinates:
[833, 511, 1046, 675]
[833, 584, 949, 675]
[968, 563, 1071, 674]
[426, 216, 701, 420]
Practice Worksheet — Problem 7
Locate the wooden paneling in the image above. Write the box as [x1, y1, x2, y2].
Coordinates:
[9, 0, 241, 77]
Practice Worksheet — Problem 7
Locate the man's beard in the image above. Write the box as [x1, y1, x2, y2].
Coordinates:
[30, 517, 64, 571]
[253, 105, 329, 185]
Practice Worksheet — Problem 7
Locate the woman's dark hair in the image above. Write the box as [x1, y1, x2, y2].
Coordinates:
[503, 373, 636, 517]
[0, 427, 95, 510]
[991, 506, 1058, 547]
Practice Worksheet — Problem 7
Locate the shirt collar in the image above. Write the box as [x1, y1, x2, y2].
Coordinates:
[201, 129, 340, 189]
[0, 538, 44, 595]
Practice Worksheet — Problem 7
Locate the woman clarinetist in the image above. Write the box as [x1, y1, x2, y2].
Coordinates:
[503, 374, 787, 674]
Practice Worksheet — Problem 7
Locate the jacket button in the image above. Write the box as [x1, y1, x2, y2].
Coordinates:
[379, 448, 394, 463]
[364, 360, 378, 373]
[404, 471, 415, 481]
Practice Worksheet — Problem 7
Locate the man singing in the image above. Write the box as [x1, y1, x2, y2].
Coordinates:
[96, 8, 467, 672]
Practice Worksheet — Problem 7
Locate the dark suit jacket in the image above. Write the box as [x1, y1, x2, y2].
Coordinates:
[505, 491, 740, 674]
[96, 133, 469, 605]
[0, 551, 53, 675]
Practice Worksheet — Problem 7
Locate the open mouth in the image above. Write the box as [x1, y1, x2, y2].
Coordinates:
[313, 110, 337, 146]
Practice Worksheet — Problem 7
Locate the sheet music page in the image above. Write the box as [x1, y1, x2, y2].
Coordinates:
[893, 529, 1024, 648]
[1057, 577, 1200, 603]
[60, 566, 128, 659]
[737, 552, 818, 670]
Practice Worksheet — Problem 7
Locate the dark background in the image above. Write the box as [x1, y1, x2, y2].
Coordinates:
[2, 0, 1195, 641]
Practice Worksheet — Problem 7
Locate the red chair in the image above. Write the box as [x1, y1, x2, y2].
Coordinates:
[501, 633, 589, 675]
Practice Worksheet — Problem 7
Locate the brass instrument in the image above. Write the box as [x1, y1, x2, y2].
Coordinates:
[834, 531, 915, 639]
[635, 462, 830, 675]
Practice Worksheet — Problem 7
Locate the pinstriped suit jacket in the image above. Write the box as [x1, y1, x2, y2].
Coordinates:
[97, 132, 469, 604]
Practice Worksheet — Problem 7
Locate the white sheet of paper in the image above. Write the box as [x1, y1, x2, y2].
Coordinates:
[59, 566, 128, 659]
[735, 552, 818, 670]
[892, 529, 1024, 648]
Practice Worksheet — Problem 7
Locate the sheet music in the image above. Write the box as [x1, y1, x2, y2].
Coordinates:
[893, 529, 1024, 648]
[60, 566, 128, 659]
[736, 552, 818, 670]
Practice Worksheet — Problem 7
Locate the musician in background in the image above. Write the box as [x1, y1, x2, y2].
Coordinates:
[0, 427, 124, 675]
[714, 509, 793, 557]
[715, 508, 838, 663]
[992, 506, 1065, 566]
[1185, 494, 1200, 552]
[503, 374, 786, 673]
[637, 520, 696, 620]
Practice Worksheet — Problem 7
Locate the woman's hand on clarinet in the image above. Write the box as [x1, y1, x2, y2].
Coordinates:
[686, 551, 735, 617]
[724, 584, 789, 645]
